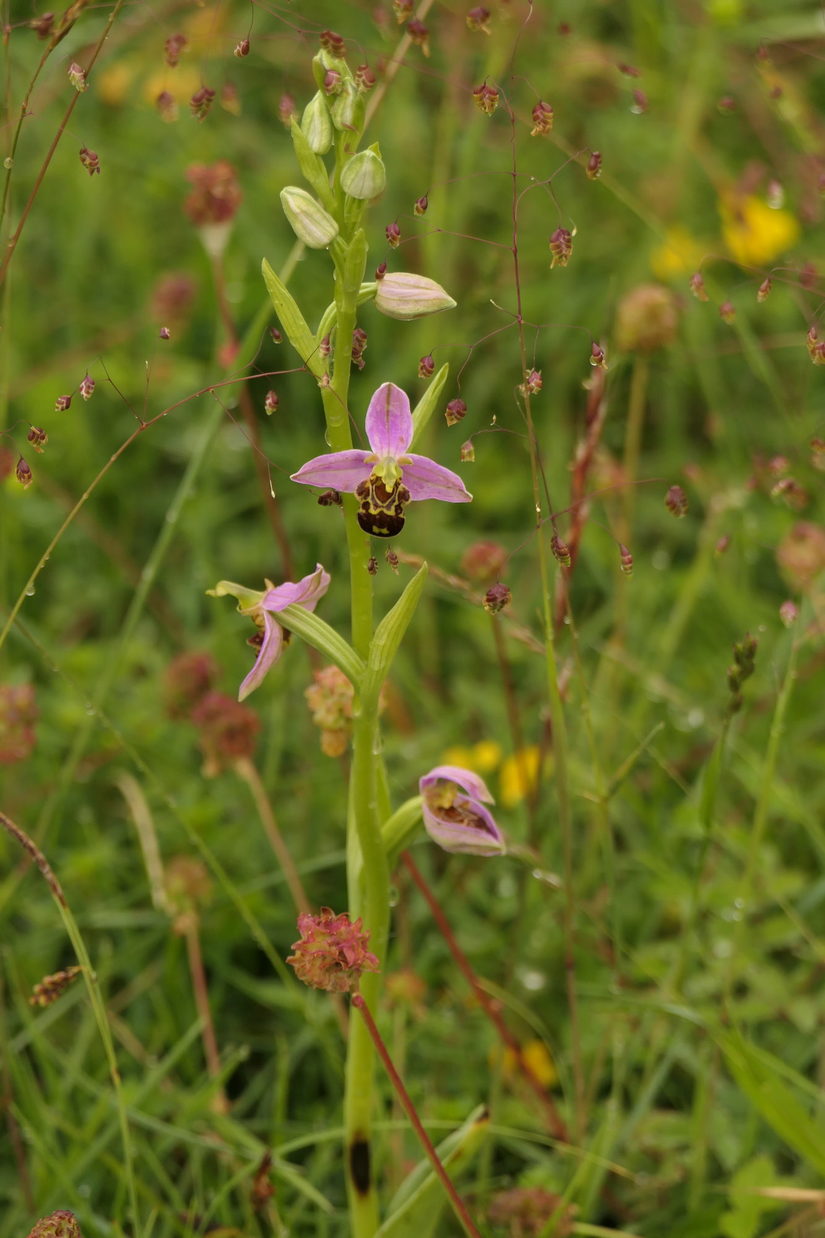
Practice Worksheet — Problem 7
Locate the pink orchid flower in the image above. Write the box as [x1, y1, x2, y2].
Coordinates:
[419, 765, 505, 856]
[291, 382, 472, 537]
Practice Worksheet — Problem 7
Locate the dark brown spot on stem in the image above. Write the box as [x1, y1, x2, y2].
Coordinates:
[349, 1136, 371, 1195]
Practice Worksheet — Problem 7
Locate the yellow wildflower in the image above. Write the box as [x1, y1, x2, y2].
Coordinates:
[499, 745, 544, 807]
[441, 740, 502, 775]
[720, 195, 799, 267]
[492, 1038, 557, 1088]
[650, 227, 707, 280]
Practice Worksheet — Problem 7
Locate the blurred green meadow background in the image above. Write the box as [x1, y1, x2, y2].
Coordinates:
[2, 0, 825, 1235]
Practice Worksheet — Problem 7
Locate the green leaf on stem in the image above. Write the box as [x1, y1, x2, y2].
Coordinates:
[261, 258, 322, 376]
[377, 1104, 490, 1238]
[380, 796, 424, 867]
[278, 604, 365, 685]
[363, 563, 428, 699]
[410, 364, 450, 449]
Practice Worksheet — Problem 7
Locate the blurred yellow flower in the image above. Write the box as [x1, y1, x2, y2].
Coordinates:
[649, 227, 707, 279]
[492, 1038, 557, 1088]
[499, 745, 543, 807]
[441, 740, 502, 774]
[720, 195, 799, 266]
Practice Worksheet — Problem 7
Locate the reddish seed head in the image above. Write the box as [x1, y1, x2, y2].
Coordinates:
[631, 88, 648, 113]
[461, 540, 508, 584]
[757, 277, 772, 302]
[472, 81, 500, 115]
[319, 334, 332, 358]
[385, 220, 401, 248]
[779, 600, 798, 627]
[29, 965, 82, 1008]
[717, 95, 736, 112]
[164, 33, 187, 67]
[483, 583, 512, 614]
[800, 261, 818, 289]
[27, 426, 48, 454]
[586, 151, 603, 181]
[320, 29, 345, 56]
[715, 534, 731, 556]
[305, 666, 355, 757]
[355, 64, 377, 91]
[689, 271, 708, 301]
[269, 327, 282, 343]
[278, 93, 296, 125]
[418, 353, 435, 378]
[287, 907, 380, 993]
[619, 544, 633, 575]
[25, 1211, 82, 1238]
[322, 68, 342, 94]
[665, 484, 688, 517]
[719, 300, 736, 324]
[590, 341, 608, 368]
[68, 62, 87, 92]
[618, 62, 641, 77]
[445, 397, 467, 426]
[164, 651, 218, 719]
[459, 440, 475, 462]
[191, 690, 260, 776]
[413, 193, 429, 216]
[156, 90, 177, 122]
[234, 37, 250, 57]
[406, 19, 430, 55]
[29, 12, 55, 38]
[549, 227, 573, 267]
[375, 261, 387, 280]
[467, 6, 492, 33]
[79, 373, 95, 400]
[184, 161, 242, 226]
[519, 368, 543, 395]
[79, 146, 100, 175]
[15, 456, 33, 488]
[393, 0, 413, 21]
[189, 86, 216, 121]
[55, 393, 71, 412]
[159, 326, 171, 339]
[264, 390, 279, 415]
[351, 326, 368, 370]
[530, 100, 554, 135]
[0, 683, 38, 763]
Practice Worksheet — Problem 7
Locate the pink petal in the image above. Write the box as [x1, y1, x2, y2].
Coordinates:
[402, 455, 473, 503]
[422, 797, 504, 856]
[365, 383, 413, 458]
[291, 450, 371, 493]
[420, 764, 494, 803]
[238, 611, 284, 701]
[263, 563, 330, 614]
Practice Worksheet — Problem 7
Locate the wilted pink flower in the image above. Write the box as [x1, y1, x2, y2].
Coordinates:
[420, 765, 505, 856]
[184, 161, 242, 228]
[164, 650, 218, 718]
[291, 383, 471, 538]
[287, 907, 380, 993]
[191, 690, 260, 775]
[0, 683, 38, 763]
[26, 1211, 82, 1238]
[209, 565, 331, 699]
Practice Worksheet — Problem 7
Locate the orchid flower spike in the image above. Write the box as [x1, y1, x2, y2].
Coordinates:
[291, 382, 472, 537]
[419, 764, 506, 856]
[208, 564, 330, 700]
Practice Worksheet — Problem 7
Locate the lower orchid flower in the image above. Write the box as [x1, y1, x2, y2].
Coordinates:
[290, 381, 472, 537]
[208, 564, 330, 700]
[419, 764, 506, 856]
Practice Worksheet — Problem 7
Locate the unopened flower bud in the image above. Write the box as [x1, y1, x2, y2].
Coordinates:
[779, 600, 798, 627]
[320, 29, 346, 56]
[375, 271, 457, 320]
[270, 327, 282, 343]
[159, 326, 171, 339]
[590, 341, 608, 368]
[375, 261, 387, 280]
[806, 325, 825, 364]
[323, 68, 342, 95]
[27, 426, 48, 453]
[55, 394, 71, 412]
[418, 352, 435, 378]
[301, 92, 333, 153]
[719, 300, 736, 324]
[757, 277, 772, 302]
[689, 271, 709, 301]
[473, 81, 500, 115]
[460, 439, 475, 462]
[341, 147, 386, 200]
[190, 86, 216, 121]
[616, 284, 678, 352]
[29, 12, 55, 38]
[68, 62, 87, 91]
[278, 93, 296, 125]
[467, 7, 492, 33]
[16, 457, 33, 488]
[288, 907, 380, 992]
[445, 397, 467, 426]
[414, 193, 429, 216]
[665, 484, 688, 517]
[385, 221, 401, 248]
[586, 151, 602, 179]
[264, 390, 279, 415]
[280, 186, 339, 248]
[79, 373, 95, 400]
[79, 146, 100, 175]
[165, 33, 187, 66]
[355, 64, 377, 91]
[393, 0, 414, 20]
[551, 535, 571, 566]
[549, 227, 573, 267]
[156, 90, 177, 122]
[234, 37, 250, 57]
[530, 100, 554, 135]
[619, 543, 633, 575]
[483, 582, 511, 613]
[631, 88, 648, 113]
[407, 19, 430, 55]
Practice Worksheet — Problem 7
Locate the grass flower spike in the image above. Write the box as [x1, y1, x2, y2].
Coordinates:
[420, 764, 505, 856]
[209, 565, 330, 700]
[291, 382, 472, 537]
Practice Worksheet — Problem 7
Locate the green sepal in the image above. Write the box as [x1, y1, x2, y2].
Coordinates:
[289, 118, 336, 211]
[207, 580, 264, 610]
[362, 564, 428, 701]
[261, 258, 322, 377]
[381, 796, 423, 869]
[354, 281, 379, 306]
[410, 364, 450, 449]
[278, 604, 365, 685]
[330, 80, 364, 134]
[376, 1105, 490, 1238]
